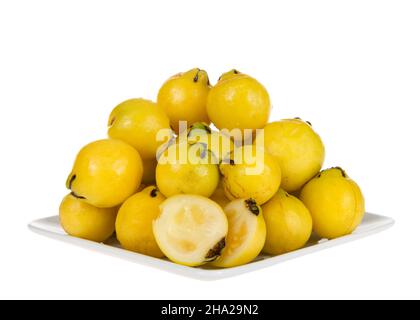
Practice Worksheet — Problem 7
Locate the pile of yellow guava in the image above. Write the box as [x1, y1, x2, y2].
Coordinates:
[60, 68, 365, 268]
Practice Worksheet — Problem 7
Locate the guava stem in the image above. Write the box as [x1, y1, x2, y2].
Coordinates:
[108, 116, 116, 127]
[67, 175, 86, 200]
[294, 117, 312, 126]
[70, 191, 86, 200]
[321, 166, 347, 178]
[67, 174, 77, 190]
[218, 69, 240, 81]
[333, 166, 347, 177]
[193, 68, 201, 82]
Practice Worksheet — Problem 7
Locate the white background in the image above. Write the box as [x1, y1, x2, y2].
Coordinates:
[1, 0, 419, 299]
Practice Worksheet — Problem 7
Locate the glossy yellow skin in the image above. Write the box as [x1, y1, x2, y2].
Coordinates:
[116, 186, 165, 258]
[262, 189, 312, 255]
[59, 194, 117, 242]
[66, 139, 143, 208]
[218, 69, 243, 82]
[180, 122, 234, 163]
[157, 68, 211, 133]
[300, 167, 365, 239]
[156, 141, 219, 198]
[258, 119, 325, 193]
[108, 98, 172, 160]
[207, 71, 271, 138]
[142, 158, 157, 185]
[220, 145, 281, 205]
[153, 195, 228, 267]
[212, 199, 266, 268]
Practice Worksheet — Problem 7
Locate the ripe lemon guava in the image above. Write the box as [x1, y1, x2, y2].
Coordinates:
[212, 198, 266, 268]
[156, 141, 219, 198]
[108, 98, 172, 160]
[257, 118, 325, 193]
[219, 145, 281, 205]
[66, 139, 143, 208]
[157, 68, 211, 133]
[300, 167, 365, 239]
[262, 189, 312, 255]
[116, 186, 166, 258]
[153, 195, 228, 267]
[179, 122, 234, 163]
[59, 194, 117, 243]
[207, 70, 271, 140]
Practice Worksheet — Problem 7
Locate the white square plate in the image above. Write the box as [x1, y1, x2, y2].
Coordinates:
[28, 213, 394, 280]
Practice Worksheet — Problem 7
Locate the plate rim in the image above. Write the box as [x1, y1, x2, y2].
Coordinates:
[28, 213, 395, 281]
